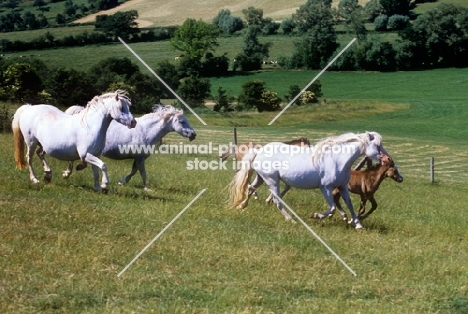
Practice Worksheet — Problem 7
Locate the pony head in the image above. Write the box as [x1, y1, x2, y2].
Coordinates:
[104, 90, 137, 129]
[153, 105, 197, 141]
[363, 131, 383, 163]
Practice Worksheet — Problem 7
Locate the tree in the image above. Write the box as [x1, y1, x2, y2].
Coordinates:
[290, 0, 338, 69]
[44, 68, 96, 106]
[235, 21, 271, 71]
[242, 6, 264, 27]
[177, 76, 211, 108]
[95, 10, 140, 39]
[337, 0, 367, 42]
[380, 0, 409, 16]
[237, 80, 265, 111]
[87, 57, 140, 92]
[212, 9, 244, 35]
[213, 87, 234, 112]
[399, 4, 468, 68]
[171, 18, 219, 59]
[0, 63, 42, 102]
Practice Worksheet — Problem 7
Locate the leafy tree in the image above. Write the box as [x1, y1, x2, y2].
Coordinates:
[364, 0, 383, 22]
[212, 9, 244, 35]
[171, 18, 219, 59]
[177, 75, 211, 108]
[242, 6, 264, 27]
[90, 0, 119, 10]
[87, 57, 140, 92]
[44, 68, 96, 106]
[262, 18, 280, 35]
[0, 63, 42, 102]
[235, 23, 271, 71]
[337, 0, 367, 42]
[237, 80, 265, 111]
[374, 14, 388, 31]
[399, 4, 468, 68]
[64, 0, 76, 16]
[280, 18, 295, 35]
[95, 10, 140, 39]
[387, 14, 409, 30]
[290, 0, 338, 69]
[380, 0, 409, 16]
[213, 87, 234, 112]
[155, 60, 180, 99]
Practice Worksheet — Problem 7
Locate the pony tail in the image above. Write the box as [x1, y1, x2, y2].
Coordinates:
[228, 150, 256, 209]
[12, 105, 29, 169]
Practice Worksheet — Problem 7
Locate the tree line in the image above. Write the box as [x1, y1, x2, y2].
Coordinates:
[1, 0, 468, 115]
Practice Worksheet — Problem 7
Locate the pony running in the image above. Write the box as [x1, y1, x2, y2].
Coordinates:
[228, 132, 388, 229]
[12, 90, 136, 192]
[64, 104, 196, 190]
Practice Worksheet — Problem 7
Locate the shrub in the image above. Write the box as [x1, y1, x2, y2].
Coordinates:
[387, 14, 409, 30]
[374, 14, 388, 31]
[258, 90, 281, 112]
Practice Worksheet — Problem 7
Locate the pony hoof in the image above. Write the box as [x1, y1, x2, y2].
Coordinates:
[62, 172, 70, 179]
[43, 173, 52, 183]
[311, 212, 324, 219]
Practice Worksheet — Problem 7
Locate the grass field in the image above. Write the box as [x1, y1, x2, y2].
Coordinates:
[1, 66, 468, 312]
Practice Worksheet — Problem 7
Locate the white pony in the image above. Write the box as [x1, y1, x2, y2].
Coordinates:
[12, 90, 137, 192]
[64, 104, 197, 190]
[228, 132, 385, 229]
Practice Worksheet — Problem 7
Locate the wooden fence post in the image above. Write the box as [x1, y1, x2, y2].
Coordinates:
[233, 127, 237, 145]
[430, 157, 434, 183]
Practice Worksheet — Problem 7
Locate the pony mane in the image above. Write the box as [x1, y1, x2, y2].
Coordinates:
[85, 90, 131, 111]
[151, 104, 183, 122]
[312, 132, 381, 164]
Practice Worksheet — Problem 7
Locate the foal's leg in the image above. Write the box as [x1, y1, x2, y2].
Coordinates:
[357, 197, 368, 217]
[36, 145, 52, 182]
[359, 196, 377, 220]
[84, 153, 109, 192]
[119, 159, 138, 186]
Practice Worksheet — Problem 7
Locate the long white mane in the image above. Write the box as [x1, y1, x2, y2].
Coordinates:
[312, 132, 381, 164]
[150, 104, 183, 122]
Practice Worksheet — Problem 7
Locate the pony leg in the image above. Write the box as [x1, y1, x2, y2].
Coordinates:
[249, 173, 263, 200]
[36, 146, 52, 183]
[63, 161, 74, 179]
[312, 186, 337, 220]
[118, 159, 138, 186]
[135, 158, 149, 190]
[330, 191, 348, 222]
[338, 186, 363, 229]
[266, 184, 290, 204]
[26, 143, 40, 184]
[359, 196, 377, 220]
[84, 153, 108, 192]
[266, 182, 294, 222]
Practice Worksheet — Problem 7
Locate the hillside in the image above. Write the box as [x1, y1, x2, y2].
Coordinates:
[75, 0, 361, 27]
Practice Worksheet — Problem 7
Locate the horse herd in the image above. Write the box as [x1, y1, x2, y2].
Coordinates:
[12, 90, 403, 229]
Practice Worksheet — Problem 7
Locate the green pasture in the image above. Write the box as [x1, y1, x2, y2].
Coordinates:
[1, 67, 468, 312]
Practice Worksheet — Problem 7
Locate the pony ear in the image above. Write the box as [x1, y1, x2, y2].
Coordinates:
[115, 93, 119, 101]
